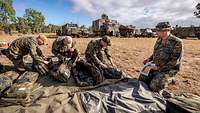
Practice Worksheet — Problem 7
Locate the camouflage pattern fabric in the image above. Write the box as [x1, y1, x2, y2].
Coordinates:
[2, 71, 43, 106]
[139, 34, 182, 92]
[33, 61, 48, 76]
[150, 34, 182, 72]
[2, 37, 45, 71]
[71, 60, 103, 87]
[52, 37, 79, 63]
[149, 71, 176, 92]
[0, 71, 20, 96]
[21, 54, 48, 76]
[101, 67, 124, 79]
[85, 39, 111, 67]
[48, 57, 71, 83]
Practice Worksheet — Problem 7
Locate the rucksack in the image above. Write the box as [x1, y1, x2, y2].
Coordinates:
[48, 57, 71, 83]
[71, 60, 103, 87]
[0, 71, 19, 96]
[1, 71, 43, 106]
[102, 67, 123, 79]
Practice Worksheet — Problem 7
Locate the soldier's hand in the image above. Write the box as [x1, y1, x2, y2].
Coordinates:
[43, 60, 49, 65]
[69, 48, 74, 52]
[100, 63, 108, 69]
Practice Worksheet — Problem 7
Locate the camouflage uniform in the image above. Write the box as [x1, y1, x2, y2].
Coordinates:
[52, 37, 79, 64]
[85, 39, 111, 67]
[1, 36, 47, 74]
[141, 34, 183, 92]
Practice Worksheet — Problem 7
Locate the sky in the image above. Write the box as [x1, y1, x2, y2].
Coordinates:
[13, 0, 200, 28]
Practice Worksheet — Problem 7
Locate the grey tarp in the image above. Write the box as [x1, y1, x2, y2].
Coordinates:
[0, 77, 166, 113]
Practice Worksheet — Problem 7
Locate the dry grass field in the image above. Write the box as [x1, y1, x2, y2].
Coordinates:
[0, 34, 200, 96]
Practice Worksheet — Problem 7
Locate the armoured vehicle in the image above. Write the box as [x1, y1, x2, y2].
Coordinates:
[56, 23, 81, 38]
[119, 25, 135, 37]
[92, 14, 120, 37]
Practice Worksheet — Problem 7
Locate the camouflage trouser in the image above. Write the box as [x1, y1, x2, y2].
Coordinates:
[139, 70, 177, 92]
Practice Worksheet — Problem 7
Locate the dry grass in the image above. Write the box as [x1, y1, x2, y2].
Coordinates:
[1, 34, 200, 95]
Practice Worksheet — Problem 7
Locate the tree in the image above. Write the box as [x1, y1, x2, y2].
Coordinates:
[194, 3, 200, 18]
[0, 0, 16, 32]
[24, 8, 45, 33]
[16, 17, 31, 34]
[42, 24, 59, 33]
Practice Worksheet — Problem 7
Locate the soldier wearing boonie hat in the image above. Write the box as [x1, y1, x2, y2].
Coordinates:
[140, 22, 183, 92]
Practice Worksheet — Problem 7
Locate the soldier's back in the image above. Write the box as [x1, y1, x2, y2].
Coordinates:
[9, 36, 37, 54]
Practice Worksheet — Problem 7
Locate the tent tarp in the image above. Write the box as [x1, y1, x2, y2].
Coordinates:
[0, 77, 166, 113]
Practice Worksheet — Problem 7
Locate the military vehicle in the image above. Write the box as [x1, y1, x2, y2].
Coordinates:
[172, 26, 200, 39]
[119, 25, 135, 37]
[140, 28, 156, 37]
[92, 14, 120, 37]
[56, 23, 81, 38]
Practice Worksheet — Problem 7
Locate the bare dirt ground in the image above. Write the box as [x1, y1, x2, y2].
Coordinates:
[0, 34, 200, 96]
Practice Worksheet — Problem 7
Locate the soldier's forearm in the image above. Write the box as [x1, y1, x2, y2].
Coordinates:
[92, 56, 102, 65]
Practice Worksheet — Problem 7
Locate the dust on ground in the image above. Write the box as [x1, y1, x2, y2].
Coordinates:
[0, 34, 200, 96]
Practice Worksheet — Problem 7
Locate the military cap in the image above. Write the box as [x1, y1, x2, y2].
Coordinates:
[102, 36, 111, 46]
[156, 22, 172, 31]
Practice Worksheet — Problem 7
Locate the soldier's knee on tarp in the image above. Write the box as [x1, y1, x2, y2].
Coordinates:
[149, 73, 168, 92]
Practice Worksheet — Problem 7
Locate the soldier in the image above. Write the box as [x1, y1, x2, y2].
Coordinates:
[0, 34, 49, 75]
[52, 36, 79, 65]
[85, 36, 114, 69]
[139, 22, 183, 92]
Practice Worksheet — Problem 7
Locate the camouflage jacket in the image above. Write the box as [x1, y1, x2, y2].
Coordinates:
[52, 37, 77, 58]
[85, 39, 111, 66]
[149, 34, 183, 72]
[9, 36, 44, 62]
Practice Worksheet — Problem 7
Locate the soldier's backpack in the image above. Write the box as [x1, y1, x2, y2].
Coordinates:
[0, 71, 19, 96]
[48, 57, 71, 83]
[166, 93, 200, 113]
[71, 60, 103, 87]
[1, 71, 43, 106]
[102, 66, 124, 79]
